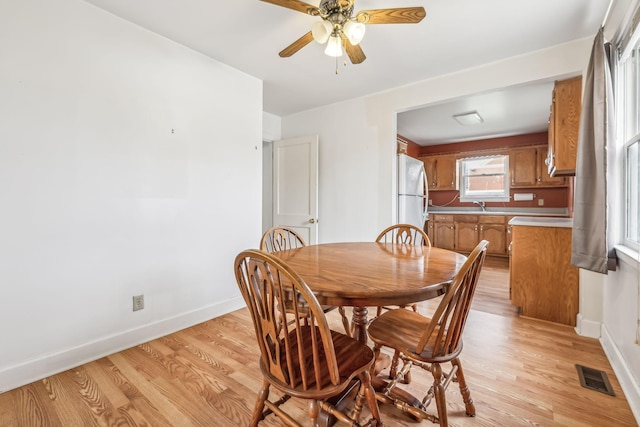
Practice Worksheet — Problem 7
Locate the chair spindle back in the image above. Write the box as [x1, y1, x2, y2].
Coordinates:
[260, 226, 307, 253]
[376, 224, 432, 247]
[416, 240, 488, 357]
[235, 250, 341, 390]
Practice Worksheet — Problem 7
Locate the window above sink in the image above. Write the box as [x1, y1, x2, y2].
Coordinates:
[458, 154, 510, 202]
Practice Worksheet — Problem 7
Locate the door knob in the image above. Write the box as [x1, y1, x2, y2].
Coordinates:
[308, 218, 316, 224]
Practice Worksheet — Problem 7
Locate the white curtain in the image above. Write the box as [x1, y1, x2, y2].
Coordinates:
[571, 28, 616, 274]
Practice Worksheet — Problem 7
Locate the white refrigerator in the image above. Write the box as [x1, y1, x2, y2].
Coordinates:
[397, 154, 429, 229]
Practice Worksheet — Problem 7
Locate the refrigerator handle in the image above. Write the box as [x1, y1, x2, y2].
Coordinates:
[421, 165, 429, 222]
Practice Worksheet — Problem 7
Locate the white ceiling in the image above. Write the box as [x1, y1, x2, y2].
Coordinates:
[83, 0, 611, 144]
[397, 80, 557, 145]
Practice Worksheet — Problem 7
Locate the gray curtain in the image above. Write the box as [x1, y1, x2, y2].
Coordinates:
[571, 28, 616, 274]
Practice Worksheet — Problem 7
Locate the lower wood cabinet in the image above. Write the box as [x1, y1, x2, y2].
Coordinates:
[429, 214, 507, 256]
[454, 217, 478, 253]
[432, 215, 455, 250]
[479, 216, 507, 256]
[510, 224, 578, 326]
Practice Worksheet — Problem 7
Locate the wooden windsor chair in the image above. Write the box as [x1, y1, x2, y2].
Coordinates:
[374, 224, 433, 381]
[260, 226, 308, 253]
[367, 240, 489, 427]
[261, 226, 352, 337]
[375, 223, 432, 316]
[235, 249, 383, 426]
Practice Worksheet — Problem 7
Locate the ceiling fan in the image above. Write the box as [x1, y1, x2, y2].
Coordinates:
[261, 0, 426, 64]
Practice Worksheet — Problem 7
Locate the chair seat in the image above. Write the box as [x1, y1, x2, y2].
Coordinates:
[263, 326, 375, 399]
[368, 308, 458, 363]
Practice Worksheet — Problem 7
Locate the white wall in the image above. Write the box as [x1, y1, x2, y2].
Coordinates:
[262, 112, 281, 232]
[601, 251, 640, 420]
[0, 0, 262, 392]
[282, 98, 380, 243]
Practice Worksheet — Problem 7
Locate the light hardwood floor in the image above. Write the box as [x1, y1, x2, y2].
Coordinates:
[0, 257, 636, 426]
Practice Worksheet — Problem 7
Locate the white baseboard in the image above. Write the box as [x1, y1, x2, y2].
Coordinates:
[0, 297, 246, 393]
[575, 313, 602, 338]
[601, 325, 640, 425]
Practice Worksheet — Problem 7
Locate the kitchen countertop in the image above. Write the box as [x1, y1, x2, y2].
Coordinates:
[508, 216, 573, 228]
[428, 207, 569, 217]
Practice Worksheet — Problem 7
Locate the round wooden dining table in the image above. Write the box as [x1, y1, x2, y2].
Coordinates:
[274, 241, 467, 342]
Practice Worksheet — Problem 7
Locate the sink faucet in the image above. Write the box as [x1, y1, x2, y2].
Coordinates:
[473, 201, 486, 212]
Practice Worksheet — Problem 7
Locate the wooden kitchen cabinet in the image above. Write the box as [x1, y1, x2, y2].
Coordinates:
[421, 154, 457, 190]
[422, 157, 438, 191]
[510, 145, 566, 188]
[479, 216, 507, 256]
[509, 146, 537, 187]
[426, 219, 435, 245]
[432, 214, 455, 250]
[454, 216, 479, 253]
[510, 223, 579, 326]
[431, 214, 508, 256]
[548, 76, 582, 177]
[537, 147, 566, 186]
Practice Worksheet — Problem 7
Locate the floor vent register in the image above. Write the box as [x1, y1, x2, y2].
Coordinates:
[576, 364, 615, 396]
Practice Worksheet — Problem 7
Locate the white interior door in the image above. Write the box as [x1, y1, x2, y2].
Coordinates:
[272, 136, 319, 244]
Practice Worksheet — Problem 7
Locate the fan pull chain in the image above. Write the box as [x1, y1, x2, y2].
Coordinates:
[334, 57, 349, 75]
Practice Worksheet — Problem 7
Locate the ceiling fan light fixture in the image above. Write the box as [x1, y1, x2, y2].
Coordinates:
[312, 21, 332, 44]
[324, 34, 343, 57]
[343, 20, 366, 45]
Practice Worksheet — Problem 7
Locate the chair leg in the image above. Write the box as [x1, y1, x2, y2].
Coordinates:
[389, 350, 412, 384]
[430, 363, 448, 427]
[389, 349, 400, 379]
[452, 358, 475, 417]
[251, 379, 270, 427]
[308, 399, 319, 426]
[357, 370, 382, 425]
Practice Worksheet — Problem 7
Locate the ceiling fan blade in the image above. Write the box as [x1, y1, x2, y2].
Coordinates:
[358, 7, 426, 24]
[261, 0, 319, 15]
[279, 32, 314, 57]
[345, 39, 366, 64]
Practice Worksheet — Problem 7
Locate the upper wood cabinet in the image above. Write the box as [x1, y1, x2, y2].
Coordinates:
[422, 156, 438, 190]
[421, 154, 457, 190]
[510, 145, 566, 188]
[537, 147, 566, 186]
[509, 146, 537, 187]
[548, 76, 582, 177]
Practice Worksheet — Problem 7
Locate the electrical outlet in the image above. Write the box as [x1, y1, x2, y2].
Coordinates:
[133, 295, 144, 311]
[538, 199, 545, 206]
[428, 199, 433, 206]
